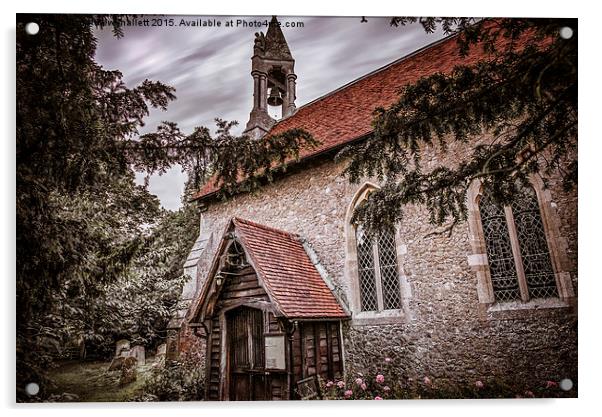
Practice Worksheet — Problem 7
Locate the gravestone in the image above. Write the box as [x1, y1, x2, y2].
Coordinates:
[154, 343, 167, 366]
[130, 345, 146, 365]
[115, 339, 130, 357]
[156, 343, 166, 357]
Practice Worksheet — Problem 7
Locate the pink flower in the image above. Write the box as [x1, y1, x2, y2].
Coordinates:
[355, 377, 363, 385]
[344, 389, 353, 398]
[384, 357, 392, 363]
[326, 381, 334, 388]
[376, 374, 385, 384]
[546, 380, 558, 389]
[524, 390, 535, 398]
[475, 380, 484, 389]
[374, 396, 383, 400]
[423, 376, 432, 386]
[383, 386, 391, 392]
[361, 383, 367, 391]
[337, 381, 345, 389]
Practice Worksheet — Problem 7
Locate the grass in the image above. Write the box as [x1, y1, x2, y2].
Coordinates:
[47, 359, 156, 402]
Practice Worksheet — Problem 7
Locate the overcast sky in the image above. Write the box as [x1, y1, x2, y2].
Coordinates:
[94, 16, 445, 211]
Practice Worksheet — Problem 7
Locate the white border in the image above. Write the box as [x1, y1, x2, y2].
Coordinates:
[2, 1, 598, 417]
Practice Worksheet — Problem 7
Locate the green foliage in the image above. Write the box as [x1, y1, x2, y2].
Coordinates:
[134, 119, 319, 199]
[92, 201, 199, 351]
[338, 18, 577, 236]
[209, 121, 318, 198]
[42, 199, 198, 360]
[17, 174, 161, 399]
[137, 353, 205, 402]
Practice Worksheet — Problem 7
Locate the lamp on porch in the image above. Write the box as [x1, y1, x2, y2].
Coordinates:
[215, 273, 224, 287]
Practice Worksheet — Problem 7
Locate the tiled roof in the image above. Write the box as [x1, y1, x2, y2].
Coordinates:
[232, 217, 348, 319]
[190, 217, 349, 321]
[192, 30, 495, 201]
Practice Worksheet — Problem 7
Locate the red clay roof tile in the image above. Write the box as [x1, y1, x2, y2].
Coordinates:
[232, 217, 348, 319]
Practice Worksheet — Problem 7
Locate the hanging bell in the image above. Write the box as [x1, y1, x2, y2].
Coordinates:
[267, 87, 283, 107]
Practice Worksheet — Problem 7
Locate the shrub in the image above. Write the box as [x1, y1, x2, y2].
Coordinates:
[137, 351, 205, 401]
[318, 356, 574, 400]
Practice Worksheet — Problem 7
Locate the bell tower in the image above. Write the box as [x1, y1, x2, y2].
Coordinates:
[244, 16, 297, 139]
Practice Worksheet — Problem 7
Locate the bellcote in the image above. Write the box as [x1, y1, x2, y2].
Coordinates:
[244, 16, 297, 139]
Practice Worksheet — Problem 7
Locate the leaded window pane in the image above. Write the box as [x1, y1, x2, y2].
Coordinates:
[479, 193, 521, 302]
[378, 229, 402, 310]
[356, 226, 378, 311]
[511, 187, 558, 299]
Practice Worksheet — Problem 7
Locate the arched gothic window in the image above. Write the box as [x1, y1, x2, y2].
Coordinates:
[345, 183, 409, 323]
[479, 185, 558, 302]
[355, 222, 402, 312]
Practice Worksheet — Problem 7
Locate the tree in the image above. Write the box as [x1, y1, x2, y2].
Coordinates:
[30, 177, 162, 357]
[16, 14, 315, 399]
[49, 194, 199, 359]
[338, 18, 577, 236]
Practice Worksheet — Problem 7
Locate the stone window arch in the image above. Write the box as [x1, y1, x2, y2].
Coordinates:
[344, 183, 410, 325]
[466, 177, 574, 310]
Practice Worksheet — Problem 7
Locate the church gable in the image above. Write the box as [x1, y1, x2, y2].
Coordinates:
[214, 249, 270, 312]
[190, 217, 348, 324]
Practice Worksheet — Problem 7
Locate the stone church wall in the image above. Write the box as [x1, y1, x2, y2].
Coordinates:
[183, 138, 578, 391]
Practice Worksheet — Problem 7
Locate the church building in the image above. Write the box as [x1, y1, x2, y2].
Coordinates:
[167, 17, 577, 400]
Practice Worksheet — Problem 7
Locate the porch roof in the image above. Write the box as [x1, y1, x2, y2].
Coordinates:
[190, 217, 349, 322]
[233, 217, 348, 319]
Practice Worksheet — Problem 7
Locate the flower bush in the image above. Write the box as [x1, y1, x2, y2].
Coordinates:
[319, 357, 399, 400]
[317, 356, 573, 400]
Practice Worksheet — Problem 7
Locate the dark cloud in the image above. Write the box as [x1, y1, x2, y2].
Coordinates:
[95, 15, 444, 211]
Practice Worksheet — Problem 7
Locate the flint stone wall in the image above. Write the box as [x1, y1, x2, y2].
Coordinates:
[180, 139, 577, 389]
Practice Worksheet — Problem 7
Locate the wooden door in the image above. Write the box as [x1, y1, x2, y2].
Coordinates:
[227, 306, 269, 400]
